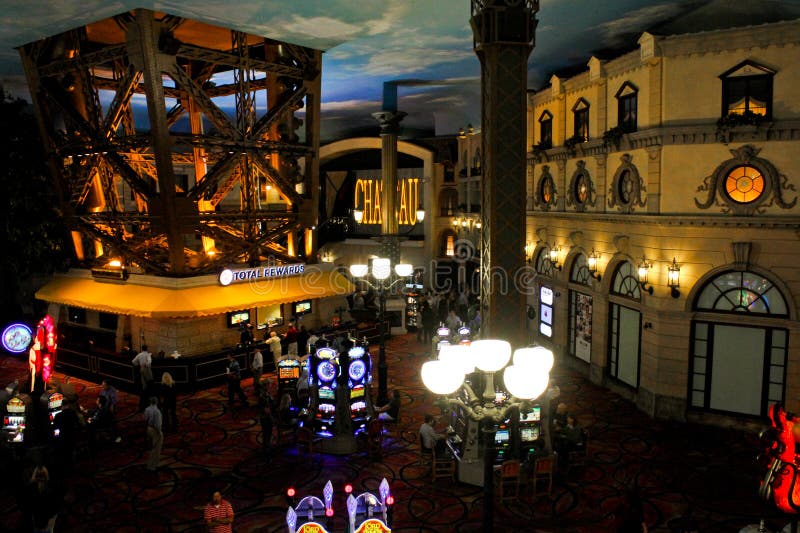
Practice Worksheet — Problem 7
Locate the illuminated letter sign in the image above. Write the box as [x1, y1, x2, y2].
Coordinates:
[354, 178, 420, 226]
[297, 522, 329, 533]
[218, 263, 306, 286]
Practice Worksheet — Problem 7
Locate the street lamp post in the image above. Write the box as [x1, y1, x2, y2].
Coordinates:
[421, 341, 554, 533]
[350, 259, 415, 405]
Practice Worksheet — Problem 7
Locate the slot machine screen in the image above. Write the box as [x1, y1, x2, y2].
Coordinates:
[318, 388, 335, 400]
[520, 406, 541, 422]
[350, 386, 365, 399]
[279, 366, 300, 379]
[521, 427, 540, 442]
[494, 430, 510, 444]
[351, 401, 366, 412]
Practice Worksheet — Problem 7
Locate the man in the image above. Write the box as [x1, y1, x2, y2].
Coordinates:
[419, 414, 446, 454]
[204, 491, 234, 533]
[226, 353, 248, 407]
[251, 348, 263, 395]
[86, 395, 112, 451]
[284, 322, 298, 356]
[375, 389, 401, 422]
[53, 399, 83, 475]
[445, 310, 462, 330]
[143, 396, 162, 471]
[265, 331, 282, 366]
[131, 345, 153, 388]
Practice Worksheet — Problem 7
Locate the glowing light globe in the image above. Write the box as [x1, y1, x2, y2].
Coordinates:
[470, 339, 512, 372]
[421, 360, 464, 395]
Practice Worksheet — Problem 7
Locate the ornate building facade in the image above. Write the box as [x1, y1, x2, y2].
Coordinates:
[526, 19, 800, 424]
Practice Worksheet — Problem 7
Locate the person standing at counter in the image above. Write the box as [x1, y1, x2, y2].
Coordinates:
[284, 322, 298, 356]
[265, 331, 282, 367]
[159, 372, 178, 433]
[131, 345, 153, 388]
[225, 353, 248, 408]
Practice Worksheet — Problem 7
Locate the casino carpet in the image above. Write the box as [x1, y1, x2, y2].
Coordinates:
[0, 334, 788, 532]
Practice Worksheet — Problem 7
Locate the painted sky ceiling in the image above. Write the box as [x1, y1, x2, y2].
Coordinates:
[2, 0, 800, 142]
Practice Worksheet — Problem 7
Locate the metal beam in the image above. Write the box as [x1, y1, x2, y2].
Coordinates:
[38, 44, 127, 78]
[249, 151, 303, 204]
[190, 152, 241, 202]
[252, 86, 307, 139]
[168, 62, 239, 139]
[101, 64, 142, 138]
[176, 43, 305, 78]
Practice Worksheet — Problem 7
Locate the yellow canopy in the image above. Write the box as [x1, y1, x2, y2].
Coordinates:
[35, 271, 353, 319]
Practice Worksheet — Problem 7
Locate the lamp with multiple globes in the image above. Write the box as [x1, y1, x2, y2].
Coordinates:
[421, 340, 554, 533]
[349, 258, 415, 404]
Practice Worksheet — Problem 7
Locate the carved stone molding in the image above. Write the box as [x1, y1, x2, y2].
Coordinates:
[608, 154, 646, 213]
[731, 241, 752, 269]
[566, 160, 597, 212]
[534, 165, 558, 211]
[695, 144, 797, 215]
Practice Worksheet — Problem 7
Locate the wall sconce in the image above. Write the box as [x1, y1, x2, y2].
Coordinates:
[476, 221, 482, 229]
[416, 205, 425, 222]
[637, 257, 654, 294]
[320, 249, 335, 263]
[548, 243, 562, 271]
[353, 205, 364, 224]
[452, 217, 460, 227]
[524, 242, 535, 263]
[461, 219, 469, 228]
[587, 249, 602, 281]
[668, 257, 681, 298]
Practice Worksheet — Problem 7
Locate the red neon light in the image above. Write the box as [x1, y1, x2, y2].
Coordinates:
[325, 507, 334, 517]
[287, 487, 296, 498]
[386, 495, 394, 506]
[344, 484, 353, 494]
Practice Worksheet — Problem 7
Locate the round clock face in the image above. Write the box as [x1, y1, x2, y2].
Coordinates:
[349, 360, 366, 381]
[317, 361, 337, 382]
[2, 323, 32, 354]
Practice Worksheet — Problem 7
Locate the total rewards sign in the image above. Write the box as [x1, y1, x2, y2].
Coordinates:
[297, 523, 330, 533]
[355, 519, 391, 533]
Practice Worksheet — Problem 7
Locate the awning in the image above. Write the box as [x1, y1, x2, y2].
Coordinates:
[35, 270, 353, 319]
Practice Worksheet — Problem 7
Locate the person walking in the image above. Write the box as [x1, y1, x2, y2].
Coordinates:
[143, 396, 162, 471]
[159, 372, 178, 432]
[226, 353, 248, 407]
[24, 465, 62, 533]
[99, 379, 121, 443]
[258, 399, 275, 460]
[251, 348, 264, 396]
[204, 491, 235, 533]
[265, 331, 282, 366]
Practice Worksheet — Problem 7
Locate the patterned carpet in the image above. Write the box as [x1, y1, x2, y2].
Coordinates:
[0, 334, 790, 532]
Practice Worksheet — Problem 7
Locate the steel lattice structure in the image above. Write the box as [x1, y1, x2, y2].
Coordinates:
[19, 9, 321, 275]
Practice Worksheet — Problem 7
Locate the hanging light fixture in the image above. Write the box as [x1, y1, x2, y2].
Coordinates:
[548, 243, 562, 271]
[587, 249, 602, 281]
[638, 257, 653, 294]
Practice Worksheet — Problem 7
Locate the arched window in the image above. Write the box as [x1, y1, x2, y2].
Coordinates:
[608, 260, 642, 388]
[570, 254, 591, 286]
[610, 261, 641, 300]
[438, 187, 459, 216]
[534, 247, 553, 278]
[690, 269, 789, 416]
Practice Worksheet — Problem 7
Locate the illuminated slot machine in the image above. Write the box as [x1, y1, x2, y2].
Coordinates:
[457, 326, 471, 345]
[434, 326, 451, 356]
[519, 405, 543, 457]
[493, 423, 511, 463]
[40, 392, 64, 437]
[346, 346, 371, 432]
[311, 347, 339, 436]
[277, 359, 302, 402]
[3, 396, 26, 444]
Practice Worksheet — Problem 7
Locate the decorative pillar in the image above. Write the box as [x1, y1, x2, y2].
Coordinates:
[372, 104, 406, 266]
[471, 0, 539, 349]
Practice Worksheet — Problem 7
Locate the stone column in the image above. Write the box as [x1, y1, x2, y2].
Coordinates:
[471, 0, 539, 348]
[371, 108, 406, 267]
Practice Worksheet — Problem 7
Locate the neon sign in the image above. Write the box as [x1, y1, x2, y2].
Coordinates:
[354, 178, 420, 225]
[2, 323, 32, 354]
[218, 263, 305, 286]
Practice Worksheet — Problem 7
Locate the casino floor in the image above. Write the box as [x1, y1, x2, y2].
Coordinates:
[0, 334, 784, 532]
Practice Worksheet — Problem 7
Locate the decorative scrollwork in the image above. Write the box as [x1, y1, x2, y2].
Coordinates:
[607, 154, 646, 213]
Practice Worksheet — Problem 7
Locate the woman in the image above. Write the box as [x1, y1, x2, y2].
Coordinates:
[159, 372, 178, 432]
[25, 466, 62, 533]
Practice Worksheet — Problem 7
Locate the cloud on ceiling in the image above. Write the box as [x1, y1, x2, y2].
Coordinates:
[594, 2, 688, 46]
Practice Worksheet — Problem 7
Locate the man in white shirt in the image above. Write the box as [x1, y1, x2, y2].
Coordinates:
[132, 345, 153, 388]
[251, 348, 263, 394]
[444, 310, 462, 331]
[264, 331, 282, 366]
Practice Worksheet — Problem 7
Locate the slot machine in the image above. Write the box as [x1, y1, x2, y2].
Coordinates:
[345, 346, 372, 432]
[277, 359, 302, 403]
[457, 326, 472, 345]
[40, 391, 64, 437]
[3, 396, 27, 444]
[310, 347, 338, 436]
[405, 283, 423, 332]
[519, 405, 544, 458]
[494, 422, 511, 463]
[433, 326, 451, 356]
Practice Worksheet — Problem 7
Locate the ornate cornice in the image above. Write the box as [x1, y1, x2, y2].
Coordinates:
[657, 20, 800, 58]
[524, 210, 800, 230]
[527, 120, 800, 163]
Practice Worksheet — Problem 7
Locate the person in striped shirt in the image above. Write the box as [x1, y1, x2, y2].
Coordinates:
[204, 491, 234, 533]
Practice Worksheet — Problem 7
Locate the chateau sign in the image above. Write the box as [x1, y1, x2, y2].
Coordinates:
[353, 178, 420, 225]
[218, 263, 306, 286]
